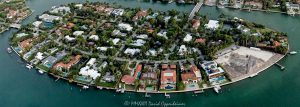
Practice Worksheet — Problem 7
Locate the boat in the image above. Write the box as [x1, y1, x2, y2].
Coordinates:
[213, 85, 221, 94]
[38, 70, 44, 74]
[289, 51, 297, 55]
[7, 47, 12, 53]
[26, 63, 33, 69]
[82, 85, 89, 89]
[168, 0, 173, 4]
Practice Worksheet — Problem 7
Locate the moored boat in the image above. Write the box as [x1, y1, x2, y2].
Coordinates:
[82, 85, 89, 89]
[7, 47, 12, 53]
[26, 63, 33, 69]
[289, 51, 297, 55]
[213, 85, 221, 94]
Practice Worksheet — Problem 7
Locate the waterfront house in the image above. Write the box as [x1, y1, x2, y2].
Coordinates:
[121, 75, 135, 85]
[53, 55, 81, 71]
[133, 10, 148, 20]
[181, 72, 197, 84]
[39, 14, 61, 23]
[205, 20, 220, 30]
[41, 50, 68, 68]
[32, 21, 42, 28]
[79, 58, 100, 80]
[190, 66, 201, 81]
[201, 61, 225, 79]
[160, 64, 177, 90]
[19, 38, 33, 52]
[50, 6, 70, 15]
[102, 72, 115, 82]
[6, 10, 17, 19]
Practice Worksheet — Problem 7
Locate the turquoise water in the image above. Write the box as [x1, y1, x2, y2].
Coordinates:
[0, 0, 300, 107]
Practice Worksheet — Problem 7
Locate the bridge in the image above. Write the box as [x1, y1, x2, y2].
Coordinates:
[188, 0, 203, 20]
[10, 24, 21, 29]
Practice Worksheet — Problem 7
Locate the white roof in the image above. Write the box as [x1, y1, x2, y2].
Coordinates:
[35, 52, 44, 60]
[75, 4, 83, 9]
[73, 31, 84, 36]
[183, 33, 192, 42]
[16, 33, 28, 38]
[65, 35, 75, 41]
[39, 14, 61, 22]
[32, 21, 42, 27]
[118, 23, 133, 31]
[89, 35, 99, 41]
[50, 6, 70, 14]
[136, 34, 148, 39]
[157, 31, 168, 39]
[80, 66, 100, 80]
[97, 47, 111, 51]
[79, 58, 100, 79]
[124, 48, 140, 55]
[112, 38, 120, 45]
[178, 45, 187, 55]
[131, 39, 146, 46]
[205, 20, 220, 30]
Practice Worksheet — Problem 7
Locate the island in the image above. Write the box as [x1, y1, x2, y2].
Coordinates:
[9, 2, 289, 93]
[0, 0, 32, 33]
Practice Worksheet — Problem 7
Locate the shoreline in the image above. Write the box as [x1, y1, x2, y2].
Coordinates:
[11, 44, 287, 94]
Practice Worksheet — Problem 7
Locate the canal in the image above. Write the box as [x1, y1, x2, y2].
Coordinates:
[0, 0, 300, 107]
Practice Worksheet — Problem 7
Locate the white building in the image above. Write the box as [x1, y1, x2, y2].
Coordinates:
[124, 48, 140, 56]
[50, 6, 70, 14]
[205, 20, 220, 30]
[79, 58, 101, 80]
[131, 39, 146, 46]
[183, 33, 192, 42]
[32, 21, 42, 28]
[73, 31, 84, 36]
[178, 45, 187, 56]
[89, 35, 99, 41]
[118, 23, 133, 31]
[65, 35, 76, 42]
[112, 38, 120, 45]
[39, 14, 61, 23]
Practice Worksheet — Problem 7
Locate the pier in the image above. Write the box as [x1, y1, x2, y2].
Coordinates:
[188, 0, 203, 20]
[275, 63, 285, 70]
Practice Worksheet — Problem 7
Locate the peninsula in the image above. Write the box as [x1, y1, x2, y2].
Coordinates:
[9, 2, 289, 93]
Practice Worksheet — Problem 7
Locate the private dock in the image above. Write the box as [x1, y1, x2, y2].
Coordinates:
[275, 63, 285, 70]
[194, 89, 204, 94]
[164, 92, 170, 98]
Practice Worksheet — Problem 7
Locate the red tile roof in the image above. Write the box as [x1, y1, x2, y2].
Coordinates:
[121, 75, 135, 85]
[181, 72, 197, 82]
[133, 64, 142, 78]
[162, 64, 168, 69]
[53, 55, 81, 70]
[160, 70, 176, 83]
[195, 38, 206, 43]
[170, 65, 176, 69]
